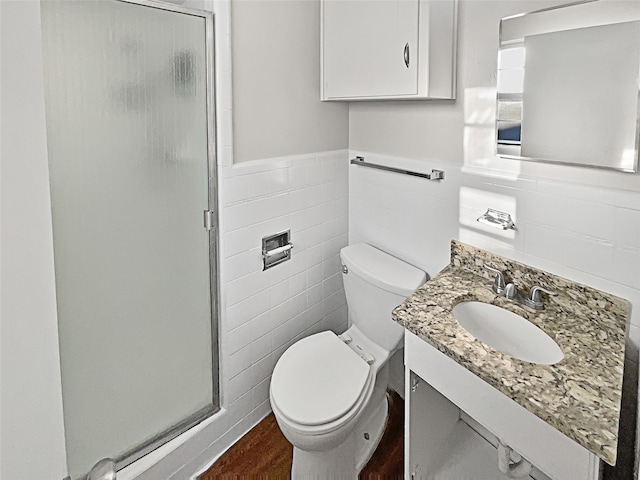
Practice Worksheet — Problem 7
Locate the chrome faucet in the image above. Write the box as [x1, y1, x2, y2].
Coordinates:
[484, 264, 557, 310]
[484, 265, 506, 294]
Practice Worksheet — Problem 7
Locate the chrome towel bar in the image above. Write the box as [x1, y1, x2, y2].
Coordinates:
[350, 156, 444, 181]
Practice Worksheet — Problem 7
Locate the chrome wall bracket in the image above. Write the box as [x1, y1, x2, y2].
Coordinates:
[477, 208, 516, 230]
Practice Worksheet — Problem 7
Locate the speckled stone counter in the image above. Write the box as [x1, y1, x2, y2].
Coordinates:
[392, 240, 629, 466]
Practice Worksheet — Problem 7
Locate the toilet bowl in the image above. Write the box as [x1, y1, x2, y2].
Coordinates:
[269, 244, 426, 478]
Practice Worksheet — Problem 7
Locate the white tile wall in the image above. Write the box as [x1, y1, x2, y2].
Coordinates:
[349, 150, 640, 352]
[220, 150, 350, 423]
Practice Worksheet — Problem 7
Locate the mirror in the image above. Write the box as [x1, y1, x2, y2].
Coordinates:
[496, 1, 640, 172]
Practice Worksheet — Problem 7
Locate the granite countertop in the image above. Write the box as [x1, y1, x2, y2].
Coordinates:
[392, 240, 629, 466]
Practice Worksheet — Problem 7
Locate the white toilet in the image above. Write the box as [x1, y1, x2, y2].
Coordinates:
[269, 243, 426, 478]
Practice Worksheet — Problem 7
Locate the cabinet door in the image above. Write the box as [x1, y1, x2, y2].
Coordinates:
[322, 0, 419, 99]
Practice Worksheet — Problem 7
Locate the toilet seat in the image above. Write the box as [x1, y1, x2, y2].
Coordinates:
[271, 331, 372, 428]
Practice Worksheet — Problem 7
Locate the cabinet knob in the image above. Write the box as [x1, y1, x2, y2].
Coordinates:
[404, 42, 410, 68]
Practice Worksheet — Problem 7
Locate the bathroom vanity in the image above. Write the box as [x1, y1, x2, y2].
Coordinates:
[394, 241, 629, 480]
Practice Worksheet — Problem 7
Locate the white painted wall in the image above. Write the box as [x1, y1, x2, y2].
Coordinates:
[0, 2, 68, 479]
[231, 0, 349, 163]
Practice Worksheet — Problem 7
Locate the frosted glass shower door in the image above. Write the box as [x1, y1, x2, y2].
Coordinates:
[40, 1, 217, 478]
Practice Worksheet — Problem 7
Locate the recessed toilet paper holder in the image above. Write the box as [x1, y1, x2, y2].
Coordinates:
[262, 230, 293, 270]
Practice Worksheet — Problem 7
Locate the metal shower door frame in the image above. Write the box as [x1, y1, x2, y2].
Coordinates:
[101, 0, 220, 474]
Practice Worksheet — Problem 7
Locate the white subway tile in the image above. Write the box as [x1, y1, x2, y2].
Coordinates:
[536, 179, 602, 203]
[223, 175, 249, 205]
[225, 249, 261, 283]
[250, 332, 272, 366]
[249, 310, 273, 342]
[268, 193, 291, 218]
[226, 368, 252, 403]
[307, 302, 323, 326]
[614, 207, 640, 249]
[289, 165, 308, 190]
[289, 252, 309, 276]
[271, 299, 292, 330]
[524, 224, 565, 266]
[226, 270, 270, 307]
[335, 195, 349, 215]
[264, 257, 294, 285]
[290, 291, 308, 319]
[336, 178, 349, 199]
[306, 162, 323, 186]
[322, 272, 342, 297]
[269, 168, 289, 195]
[524, 190, 567, 229]
[308, 283, 323, 307]
[223, 197, 271, 232]
[272, 318, 292, 349]
[322, 233, 348, 260]
[228, 320, 253, 355]
[305, 244, 323, 268]
[251, 350, 275, 385]
[601, 186, 640, 210]
[224, 391, 252, 437]
[322, 217, 344, 242]
[563, 234, 614, 279]
[321, 182, 338, 203]
[228, 345, 252, 379]
[246, 171, 272, 199]
[287, 187, 318, 212]
[251, 376, 271, 410]
[566, 198, 615, 241]
[323, 289, 347, 317]
[290, 208, 313, 232]
[290, 271, 307, 297]
[295, 223, 323, 253]
[226, 288, 270, 331]
[224, 225, 257, 257]
[270, 279, 290, 308]
[321, 159, 338, 184]
[613, 247, 640, 289]
[322, 255, 342, 279]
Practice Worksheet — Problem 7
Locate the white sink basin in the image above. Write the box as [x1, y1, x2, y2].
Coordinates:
[452, 301, 564, 365]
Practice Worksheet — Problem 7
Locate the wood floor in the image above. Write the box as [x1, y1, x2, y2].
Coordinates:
[200, 391, 404, 479]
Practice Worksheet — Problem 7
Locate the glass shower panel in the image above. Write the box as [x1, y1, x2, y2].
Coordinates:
[40, 1, 215, 478]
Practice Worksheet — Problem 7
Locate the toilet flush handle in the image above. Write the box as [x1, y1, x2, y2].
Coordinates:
[342, 265, 348, 274]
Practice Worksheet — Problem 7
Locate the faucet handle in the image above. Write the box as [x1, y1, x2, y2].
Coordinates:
[529, 285, 558, 302]
[484, 264, 506, 293]
[504, 282, 519, 300]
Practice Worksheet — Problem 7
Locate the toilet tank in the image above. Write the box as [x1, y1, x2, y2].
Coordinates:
[340, 244, 427, 352]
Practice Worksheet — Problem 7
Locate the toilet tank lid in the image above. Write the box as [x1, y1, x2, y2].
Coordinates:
[340, 244, 426, 297]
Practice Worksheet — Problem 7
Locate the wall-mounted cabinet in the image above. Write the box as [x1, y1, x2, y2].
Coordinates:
[321, 0, 458, 101]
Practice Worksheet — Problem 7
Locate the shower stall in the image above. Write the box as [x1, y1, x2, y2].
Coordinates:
[40, 1, 219, 478]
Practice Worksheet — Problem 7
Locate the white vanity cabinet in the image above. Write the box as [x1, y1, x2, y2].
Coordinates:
[320, 0, 457, 101]
[404, 331, 602, 480]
